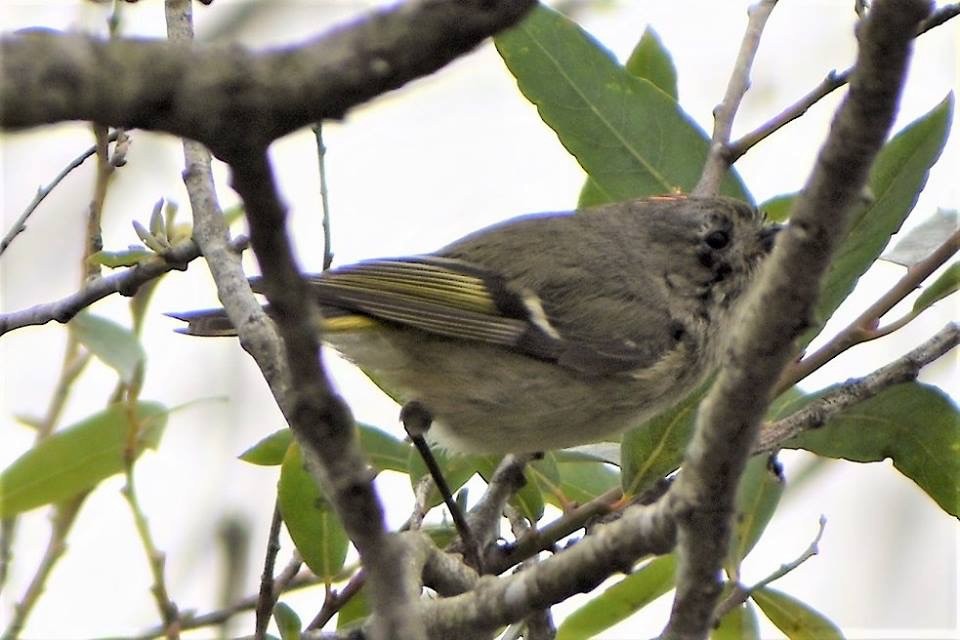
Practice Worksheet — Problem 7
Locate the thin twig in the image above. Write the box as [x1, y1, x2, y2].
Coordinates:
[133, 571, 324, 639]
[727, 69, 849, 162]
[757, 322, 959, 452]
[1, 496, 86, 640]
[487, 486, 621, 575]
[313, 123, 334, 271]
[713, 515, 827, 620]
[0, 235, 248, 337]
[693, 0, 779, 196]
[0, 130, 121, 257]
[306, 571, 367, 631]
[122, 466, 180, 640]
[728, 2, 959, 162]
[255, 504, 284, 639]
[777, 227, 960, 392]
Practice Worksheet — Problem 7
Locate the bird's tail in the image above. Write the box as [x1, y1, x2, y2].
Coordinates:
[167, 306, 379, 337]
[165, 308, 240, 336]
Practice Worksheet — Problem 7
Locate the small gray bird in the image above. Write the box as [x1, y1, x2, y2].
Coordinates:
[172, 195, 780, 454]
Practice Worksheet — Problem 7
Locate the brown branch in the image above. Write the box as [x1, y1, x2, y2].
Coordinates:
[419, 499, 676, 638]
[0, 130, 122, 257]
[0, 236, 246, 337]
[778, 226, 960, 391]
[727, 69, 849, 162]
[757, 322, 959, 453]
[1, 0, 536, 157]
[728, 1, 958, 162]
[694, 0, 779, 196]
[663, 0, 932, 637]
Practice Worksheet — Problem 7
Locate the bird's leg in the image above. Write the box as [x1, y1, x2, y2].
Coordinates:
[400, 401, 483, 573]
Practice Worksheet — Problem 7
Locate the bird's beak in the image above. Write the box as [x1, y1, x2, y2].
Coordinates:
[759, 224, 783, 254]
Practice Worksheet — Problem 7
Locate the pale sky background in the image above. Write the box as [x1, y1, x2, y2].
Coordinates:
[1, 1, 958, 639]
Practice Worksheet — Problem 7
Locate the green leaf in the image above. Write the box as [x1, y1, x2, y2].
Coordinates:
[757, 193, 796, 224]
[239, 428, 292, 466]
[357, 424, 412, 473]
[913, 262, 959, 314]
[239, 424, 410, 472]
[625, 27, 678, 100]
[273, 601, 302, 640]
[752, 587, 843, 640]
[495, 5, 749, 208]
[556, 554, 676, 640]
[785, 382, 959, 517]
[336, 585, 369, 630]
[620, 384, 708, 497]
[712, 602, 761, 640]
[0, 402, 167, 517]
[87, 247, 154, 268]
[811, 96, 952, 341]
[407, 448, 479, 509]
[534, 455, 619, 507]
[70, 312, 146, 384]
[278, 443, 349, 581]
[475, 456, 545, 522]
[725, 456, 784, 577]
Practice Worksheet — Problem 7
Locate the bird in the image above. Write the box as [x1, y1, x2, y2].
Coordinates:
[171, 195, 780, 454]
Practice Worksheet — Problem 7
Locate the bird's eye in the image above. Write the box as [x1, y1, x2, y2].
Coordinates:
[704, 230, 730, 250]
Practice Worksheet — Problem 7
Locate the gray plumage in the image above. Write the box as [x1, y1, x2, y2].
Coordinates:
[172, 195, 779, 454]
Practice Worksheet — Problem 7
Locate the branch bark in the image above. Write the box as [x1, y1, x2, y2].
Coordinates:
[1, 0, 535, 158]
[663, 0, 932, 637]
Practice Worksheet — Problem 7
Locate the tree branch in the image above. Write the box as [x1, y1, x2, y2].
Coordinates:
[727, 1, 958, 162]
[663, 0, 932, 637]
[1, 0, 536, 157]
[693, 0, 778, 196]
[0, 236, 246, 337]
[757, 322, 959, 453]
[419, 498, 676, 639]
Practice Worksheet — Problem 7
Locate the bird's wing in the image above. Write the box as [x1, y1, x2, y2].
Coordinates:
[255, 256, 662, 376]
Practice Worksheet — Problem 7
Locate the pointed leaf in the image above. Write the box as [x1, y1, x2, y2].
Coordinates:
[712, 602, 761, 640]
[278, 443, 349, 581]
[357, 424, 412, 473]
[70, 311, 146, 384]
[475, 455, 545, 522]
[625, 27, 678, 100]
[537, 457, 619, 506]
[495, 5, 749, 208]
[812, 96, 952, 340]
[407, 449, 479, 509]
[88, 247, 154, 268]
[883, 208, 957, 266]
[726, 455, 785, 576]
[556, 554, 676, 640]
[912, 262, 959, 314]
[0, 402, 167, 517]
[621, 384, 708, 497]
[273, 601, 302, 640]
[239, 428, 292, 466]
[784, 382, 959, 517]
[752, 587, 843, 640]
[336, 585, 369, 631]
[757, 193, 796, 224]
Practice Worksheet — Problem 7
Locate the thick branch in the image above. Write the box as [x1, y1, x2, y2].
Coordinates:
[419, 499, 676, 639]
[1, 0, 535, 156]
[663, 1, 931, 638]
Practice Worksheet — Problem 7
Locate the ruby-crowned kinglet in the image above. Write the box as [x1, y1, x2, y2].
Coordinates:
[173, 195, 780, 454]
